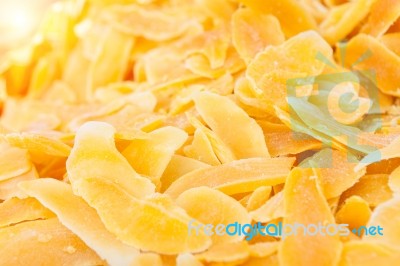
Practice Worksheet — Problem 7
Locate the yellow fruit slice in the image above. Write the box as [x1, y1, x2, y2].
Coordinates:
[246, 186, 272, 211]
[66, 121, 155, 199]
[0, 143, 31, 182]
[250, 191, 284, 223]
[335, 196, 371, 230]
[19, 178, 139, 266]
[278, 168, 342, 266]
[76, 177, 211, 254]
[361, 0, 400, 37]
[165, 157, 295, 198]
[389, 165, 400, 193]
[176, 186, 251, 245]
[196, 241, 250, 264]
[0, 197, 54, 228]
[183, 128, 221, 166]
[193, 91, 270, 159]
[0, 218, 104, 265]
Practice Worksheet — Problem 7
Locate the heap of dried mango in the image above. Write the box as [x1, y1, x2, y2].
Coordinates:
[1, 0, 400, 265]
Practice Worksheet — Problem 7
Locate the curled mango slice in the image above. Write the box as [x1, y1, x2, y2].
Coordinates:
[335, 196, 371, 230]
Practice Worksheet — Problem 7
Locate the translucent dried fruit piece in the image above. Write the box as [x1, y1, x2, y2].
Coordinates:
[77, 177, 211, 254]
[335, 196, 371, 230]
[363, 196, 400, 249]
[320, 0, 375, 44]
[196, 241, 250, 264]
[235, 0, 317, 37]
[246, 186, 272, 211]
[242, 254, 279, 266]
[339, 241, 400, 266]
[130, 253, 163, 266]
[165, 157, 295, 198]
[160, 155, 209, 192]
[250, 191, 284, 223]
[339, 34, 400, 97]
[193, 92, 270, 159]
[177, 186, 251, 245]
[184, 128, 221, 166]
[389, 165, 400, 193]
[122, 126, 188, 181]
[249, 242, 279, 258]
[381, 33, 400, 56]
[2, 133, 71, 157]
[66, 121, 155, 199]
[0, 197, 54, 228]
[0, 143, 31, 182]
[278, 168, 342, 266]
[301, 149, 366, 199]
[258, 120, 322, 157]
[0, 218, 104, 265]
[105, 5, 201, 41]
[231, 9, 285, 62]
[361, 0, 400, 37]
[341, 174, 392, 207]
[176, 253, 203, 266]
[0, 167, 38, 200]
[19, 178, 139, 266]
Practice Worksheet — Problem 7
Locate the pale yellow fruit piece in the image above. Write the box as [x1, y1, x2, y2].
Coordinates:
[389, 165, 400, 193]
[250, 191, 284, 223]
[363, 196, 400, 249]
[339, 241, 400, 266]
[361, 0, 400, 37]
[122, 126, 188, 180]
[336, 196, 371, 230]
[193, 92, 270, 159]
[246, 186, 272, 211]
[0, 143, 31, 182]
[177, 186, 251, 245]
[165, 157, 295, 198]
[129, 253, 163, 266]
[2, 132, 71, 157]
[196, 241, 250, 264]
[66, 121, 155, 199]
[235, 0, 317, 37]
[320, 0, 375, 44]
[0, 167, 38, 200]
[249, 242, 279, 258]
[76, 177, 211, 254]
[0, 197, 54, 228]
[341, 174, 392, 207]
[184, 128, 221, 166]
[278, 168, 342, 266]
[160, 155, 209, 192]
[232, 9, 285, 62]
[242, 254, 279, 266]
[19, 178, 139, 266]
[0, 218, 104, 265]
[176, 253, 203, 266]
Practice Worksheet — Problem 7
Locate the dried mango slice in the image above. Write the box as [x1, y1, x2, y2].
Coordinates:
[231, 9, 285, 62]
[183, 128, 221, 166]
[2, 132, 71, 157]
[0, 218, 103, 265]
[320, 0, 375, 44]
[193, 91, 270, 159]
[341, 174, 392, 207]
[339, 241, 400, 266]
[389, 165, 400, 193]
[75, 177, 211, 254]
[66, 121, 155, 199]
[363, 196, 400, 249]
[19, 178, 139, 266]
[358, 136, 400, 168]
[381, 33, 400, 56]
[301, 149, 366, 199]
[339, 34, 400, 97]
[258, 120, 322, 157]
[0, 197, 54, 228]
[122, 126, 188, 181]
[335, 196, 371, 230]
[176, 253, 203, 266]
[235, 0, 317, 37]
[176, 186, 251, 245]
[0, 143, 31, 182]
[246, 186, 272, 211]
[160, 155, 209, 192]
[130, 253, 163, 266]
[242, 254, 279, 266]
[361, 0, 400, 37]
[278, 168, 342, 266]
[165, 157, 295, 198]
[249, 242, 279, 258]
[250, 191, 284, 223]
[196, 241, 250, 264]
[0, 167, 38, 200]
